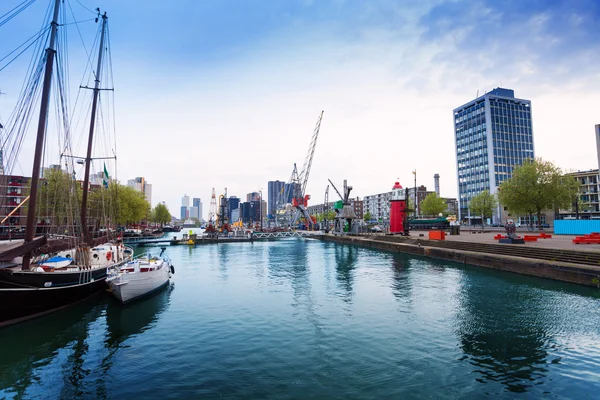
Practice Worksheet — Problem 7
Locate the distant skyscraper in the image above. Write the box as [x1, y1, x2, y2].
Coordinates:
[453, 88, 534, 222]
[228, 196, 240, 221]
[246, 192, 260, 202]
[182, 194, 190, 208]
[127, 177, 152, 205]
[283, 182, 300, 204]
[193, 197, 202, 220]
[180, 205, 187, 220]
[268, 180, 285, 216]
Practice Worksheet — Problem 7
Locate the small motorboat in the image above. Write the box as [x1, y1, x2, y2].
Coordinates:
[106, 248, 174, 303]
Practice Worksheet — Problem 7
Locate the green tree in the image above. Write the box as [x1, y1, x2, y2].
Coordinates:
[420, 193, 447, 217]
[364, 211, 372, 222]
[35, 169, 82, 230]
[498, 158, 579, 230]
[110, 184, 150, 226]
[469, 190, 498, 228]
[151, 202, 171, 226]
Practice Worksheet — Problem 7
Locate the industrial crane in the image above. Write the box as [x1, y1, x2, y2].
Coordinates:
[285, 110, 324, 229]
[328, 178, 358, 235]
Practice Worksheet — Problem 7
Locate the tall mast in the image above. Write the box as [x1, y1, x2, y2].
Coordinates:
[22, 0, 61, 270]
[81, 12, 108, 245]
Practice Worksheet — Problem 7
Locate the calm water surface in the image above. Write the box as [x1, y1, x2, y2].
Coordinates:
[1, 238, 600, 399]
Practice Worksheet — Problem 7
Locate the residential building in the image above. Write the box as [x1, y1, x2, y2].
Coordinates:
[193, 197, 202, 221]
[0, 175, 29, 227]
[306, 202, 335, 216]
[351, 198, 364, 219]
[127, 177, 152, 205]
[407, 186, 434, 216]
[454, 87, 534, 223]
[268, 180, 285, 216]
[559, 170, 600, 219]
[363, 191, 392, 221]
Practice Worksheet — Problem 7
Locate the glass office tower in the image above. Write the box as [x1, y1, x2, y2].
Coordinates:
[453, 88, 534, 223]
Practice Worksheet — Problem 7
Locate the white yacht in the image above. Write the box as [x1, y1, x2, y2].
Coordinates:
[106, 250, 174, 303]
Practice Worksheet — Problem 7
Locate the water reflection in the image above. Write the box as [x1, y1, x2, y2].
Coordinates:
[333, 245, 357, 302]
[0, 298, 104, 398]
[217, 243, 231, 280]
[104, 283, 173, 351]
[390, 255, 412, 302]
[456, 275, 549, 393]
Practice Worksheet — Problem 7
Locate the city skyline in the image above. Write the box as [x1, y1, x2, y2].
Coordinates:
[1, 0, 599, 214]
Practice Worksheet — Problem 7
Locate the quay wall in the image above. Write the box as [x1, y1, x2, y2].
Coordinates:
[320, 234, 600, 288]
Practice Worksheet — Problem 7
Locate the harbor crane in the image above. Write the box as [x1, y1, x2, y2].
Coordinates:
[328, 178, 359, 235]
[284, 110, 324, 229]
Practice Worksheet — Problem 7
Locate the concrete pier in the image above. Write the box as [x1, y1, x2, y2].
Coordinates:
[318, 233, 600, 287]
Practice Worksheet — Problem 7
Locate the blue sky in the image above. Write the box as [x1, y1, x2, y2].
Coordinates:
[1, 0, 599, 217]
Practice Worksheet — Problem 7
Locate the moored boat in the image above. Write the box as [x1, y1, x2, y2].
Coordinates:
[106, 250, 174, 303]
[0, 4, 132, 326]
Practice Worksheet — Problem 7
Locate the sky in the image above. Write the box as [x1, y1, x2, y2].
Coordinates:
[1, 0, 599, 219]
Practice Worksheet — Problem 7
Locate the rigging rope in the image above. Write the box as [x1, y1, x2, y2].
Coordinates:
[0, 0, 37, 28]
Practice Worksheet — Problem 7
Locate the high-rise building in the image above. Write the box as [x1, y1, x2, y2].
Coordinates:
[180, 205, 187, 220]
[240, 202, 251, 223]
[228, 196, 240, 221]
[282, 182, 301, 204]
[127, 177, 152, 205]
[246, 192, 260, 202]
[267, 180, 285, 216]
[192, 197, 202, 221]
[453, 88, 534, 223]
[182, 194, 190, 208]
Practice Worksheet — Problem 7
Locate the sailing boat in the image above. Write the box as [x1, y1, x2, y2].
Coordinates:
[0, 1, 133, 326]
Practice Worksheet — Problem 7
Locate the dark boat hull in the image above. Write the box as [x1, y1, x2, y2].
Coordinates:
[0, 266, 113, 326]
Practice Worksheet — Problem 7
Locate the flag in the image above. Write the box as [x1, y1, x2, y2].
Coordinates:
[103, 163, 109, 188]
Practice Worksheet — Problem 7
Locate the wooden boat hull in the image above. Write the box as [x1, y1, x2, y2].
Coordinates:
[0, 268, 108, 327]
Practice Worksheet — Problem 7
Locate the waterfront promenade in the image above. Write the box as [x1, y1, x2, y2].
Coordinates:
[411, 229, 600, 253]
[321, 231, 600, 287]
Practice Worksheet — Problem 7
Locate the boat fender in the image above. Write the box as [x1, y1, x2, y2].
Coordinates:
[170, 265, 175, 274]
[106, 252, 112, 261]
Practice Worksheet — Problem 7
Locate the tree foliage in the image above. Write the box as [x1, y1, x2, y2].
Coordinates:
[107, 184, 149, 226]
[151, 202, 171, 226]
[36, 169, 81, 225]
[469, 190, 498, 224]
[420, 193, 447, 216]
[364, 211, 372, 222]
[498, 158, 579, 229]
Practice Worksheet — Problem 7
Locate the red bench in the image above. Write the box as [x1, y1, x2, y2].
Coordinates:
[523, 235, 538, 242]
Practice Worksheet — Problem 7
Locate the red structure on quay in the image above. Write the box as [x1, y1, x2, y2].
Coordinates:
[389, 181, 408, 235]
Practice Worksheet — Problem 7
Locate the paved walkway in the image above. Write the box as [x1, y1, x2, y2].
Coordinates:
[410, 230, 600, 253]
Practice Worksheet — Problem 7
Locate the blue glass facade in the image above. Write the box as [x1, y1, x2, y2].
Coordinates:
[454, 88, 534, 221]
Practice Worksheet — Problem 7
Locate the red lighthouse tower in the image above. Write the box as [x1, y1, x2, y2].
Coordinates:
[389, 181, 408, 235]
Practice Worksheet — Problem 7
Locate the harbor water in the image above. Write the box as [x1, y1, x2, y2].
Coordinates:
[1, 237, 599, 399]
